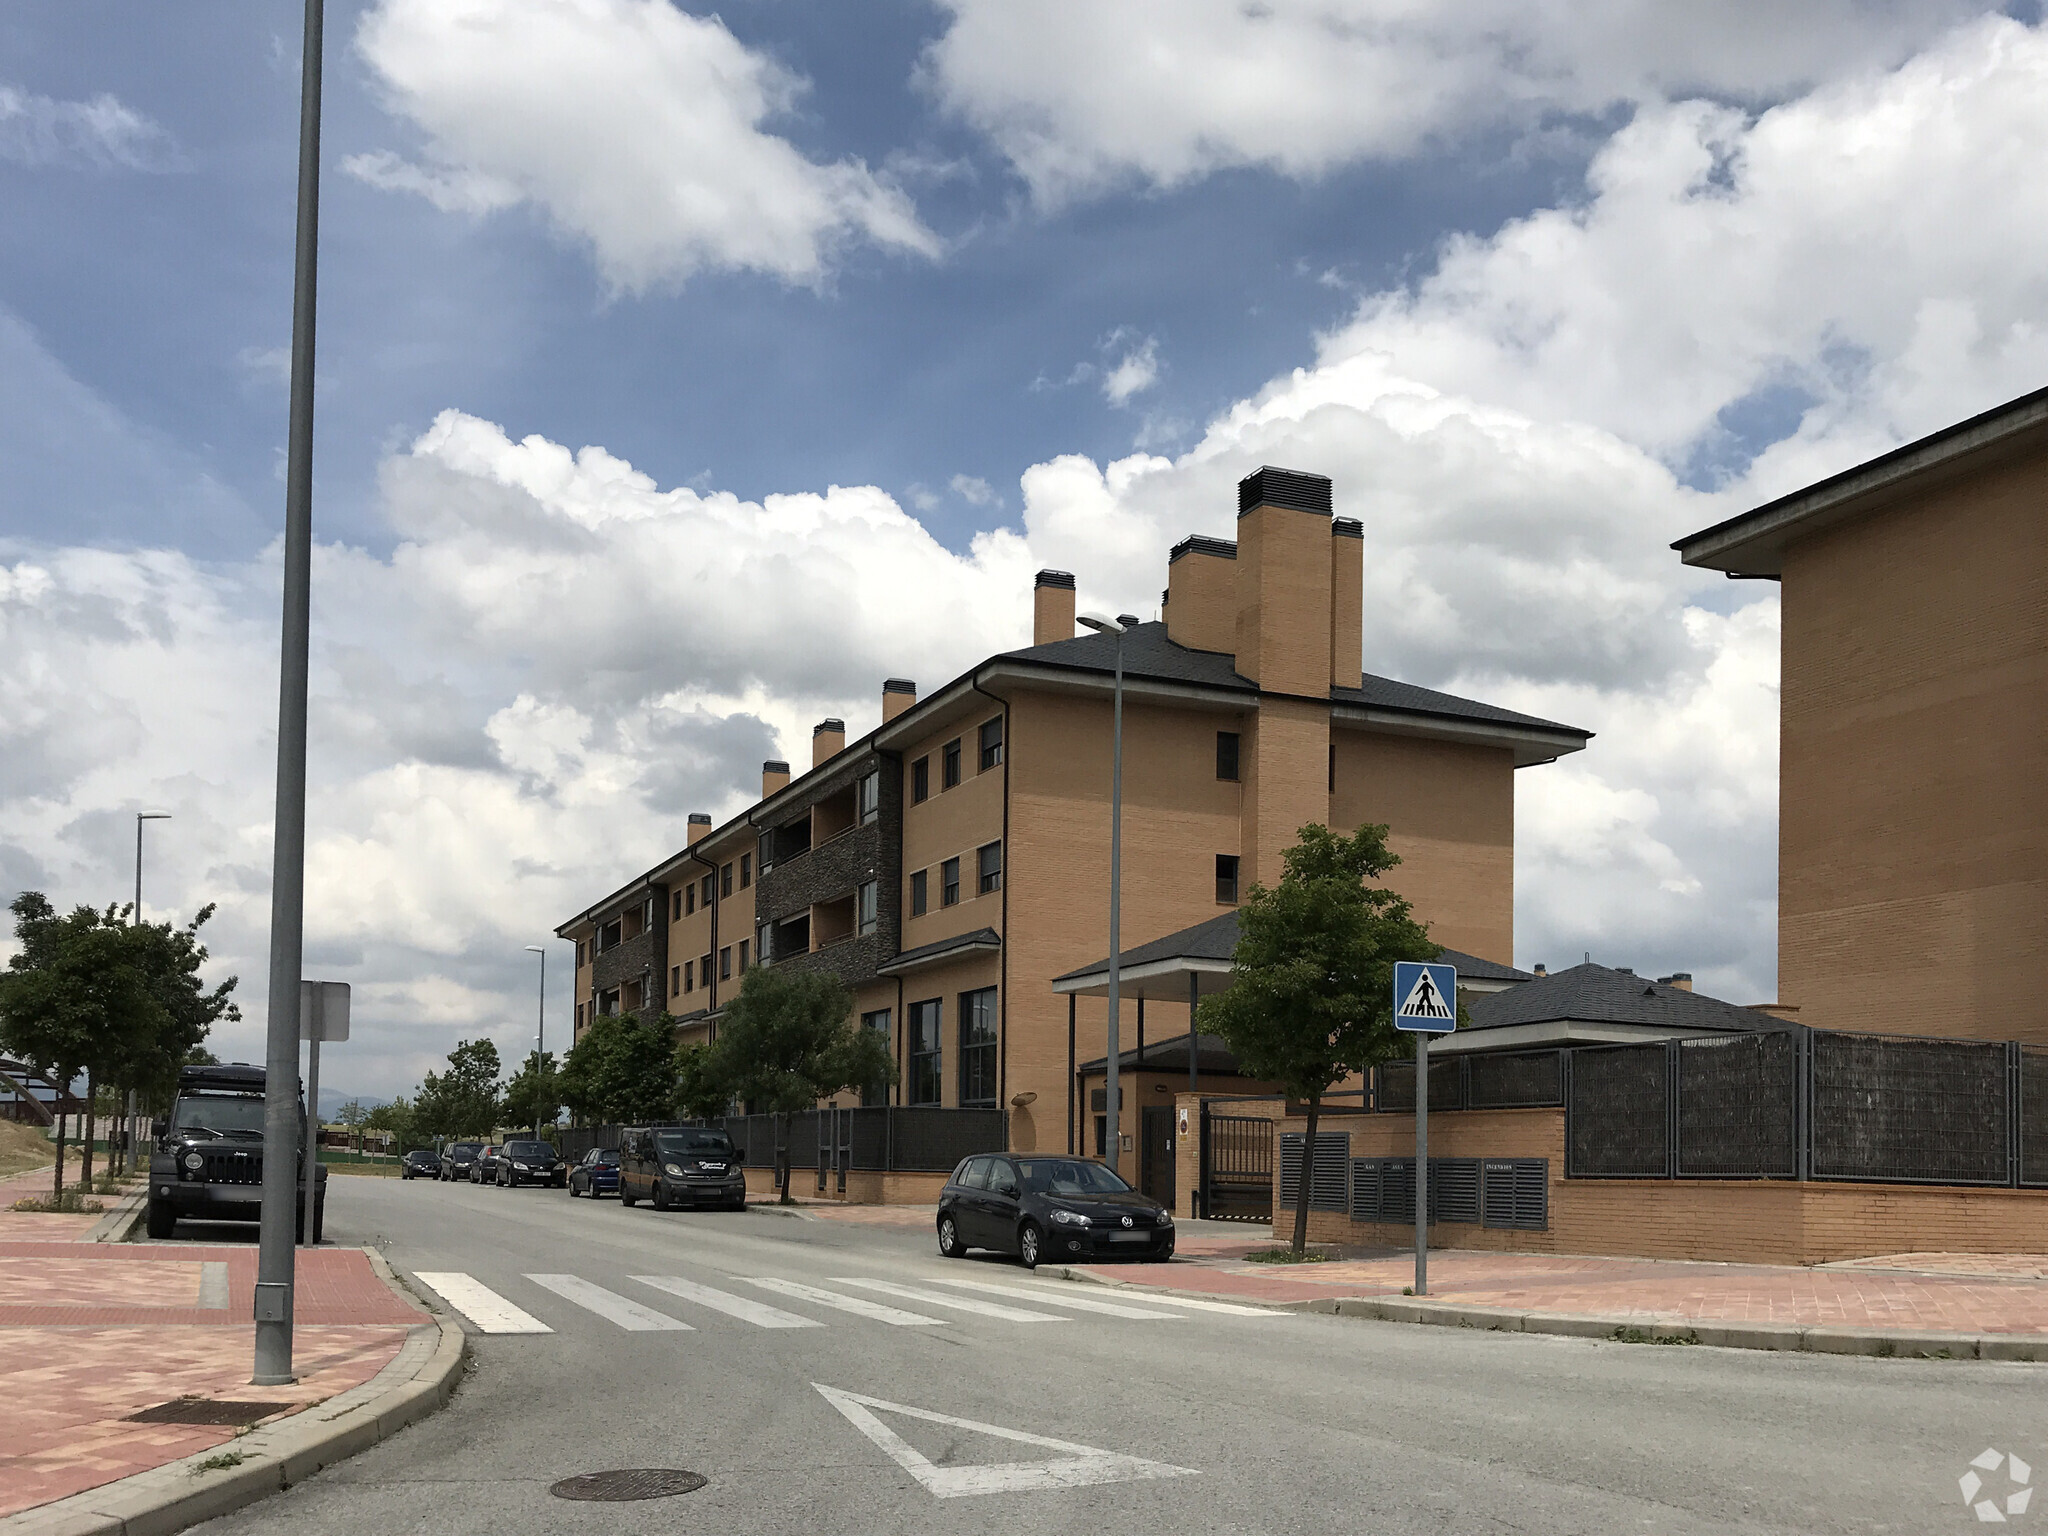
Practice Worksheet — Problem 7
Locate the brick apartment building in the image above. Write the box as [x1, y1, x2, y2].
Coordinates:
[1676, 385, 2048, 1045]
[557, 467, 1592, 1173]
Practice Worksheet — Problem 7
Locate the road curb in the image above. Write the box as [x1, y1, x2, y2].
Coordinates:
[1049, 1267, 2048, 1360]
[2, 1268, 465, 1536]
[85, 1187, 147, 1244]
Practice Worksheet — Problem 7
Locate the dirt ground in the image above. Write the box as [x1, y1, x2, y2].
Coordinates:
[0, 1119, 57, 1180]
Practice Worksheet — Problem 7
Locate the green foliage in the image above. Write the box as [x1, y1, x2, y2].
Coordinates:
[413, 1038, 502, 1137]
[120, 903, 239, 1105]
[1196, 823, 1442, 1252]
[363, 1096, 419, 1150]
[557, 1013, 679, 1125]
[707, 967, 893, 1115]
[501, 1049, 560, 1132]
[335, 1099, 369, 1128]
[673, 1040, 729, 1122]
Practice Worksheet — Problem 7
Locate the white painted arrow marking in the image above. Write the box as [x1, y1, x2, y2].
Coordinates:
[813, 1383, 1198, 1498]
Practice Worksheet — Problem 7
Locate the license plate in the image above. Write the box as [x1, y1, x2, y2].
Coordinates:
[1110, 1230, 1150, 1243]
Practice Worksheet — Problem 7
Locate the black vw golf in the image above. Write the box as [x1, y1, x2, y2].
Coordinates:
[936, 1154, 1173, 1269]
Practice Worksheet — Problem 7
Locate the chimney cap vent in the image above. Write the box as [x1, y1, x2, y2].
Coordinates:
[1033, 568, 1076, 590]
[883, 677, 916, 695]
[1115, 613, 1141, 628]
[762, 759, 790, 774]
[814, 718, 845, 735]
[1238, 466, 1333, 516]
[1169, 534, 1237, 563]
[1331, 517, 1363, 539]
[687, 812, 711, 826]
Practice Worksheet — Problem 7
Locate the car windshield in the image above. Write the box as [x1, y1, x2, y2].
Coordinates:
[594, 1150, 619, 1164]
[450, 1142, 482, 1156]
[656, 1132, 734, 1156]
[172, 1095, 268, 1139]
[1016, 1159, 1133, 1196]
[505, 1141, 555, 1157]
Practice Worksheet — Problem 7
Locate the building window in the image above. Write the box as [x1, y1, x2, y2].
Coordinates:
[942, 738, 961, 789]
[909, 999, 943, 1105]
[599, 987, 620, 1016]
[858, 880, 878, 936]
[684, 959, 695, 993]
[977, 840, 1003, 894]
[737, 938, 749, 973]
[910, 868, 928, 916]
[599, 918, 621, 951]
[671, 965, 680, 996]
[576, 940, 586, 966]
[1217, 730, 1240, 782]
[575, 1000, 585, 1028]
[672, 892, 682, 922]
[861, 1008, 892, 1106]
[645, 895, 658, 929]
[701, 874, 714, 907]
[978, 716, 1003, 771]
[1216, 854, 1240, 905]
[958, 988, 997, 1108]
[700, 952, 712, 988]
[858, 770, 880, 825]
[912, 756, 929, 803]
[685, 883, 696, 916]
[719, 946, 732, 980]
[758, 828, 775, 876]
[941, 857, 961, 906]
[1328, 742, 1336, 793]
[741, 852, 752, 888]
[721, 862, 734, 898]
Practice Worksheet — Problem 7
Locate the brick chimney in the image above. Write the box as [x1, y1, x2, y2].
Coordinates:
[686, 812, 711, 845]
[762, 759, 790, 797]
[1033, 569, 1075, 645]
[1330, 517, 1363, 690]
[812, 718, 846, 767]
[1658, 973, 1694, 992]
[882, 677, 917, 723]
[1234, 467, 1334, 692]
[1165, 535, 1236, 654]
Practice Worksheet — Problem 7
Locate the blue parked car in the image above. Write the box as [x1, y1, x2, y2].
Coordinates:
[568, 1147, 620, 1198]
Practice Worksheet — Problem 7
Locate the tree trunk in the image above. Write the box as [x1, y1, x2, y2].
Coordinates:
[52, 1106, 66, 1202]
[1290, 1093, 1320, 1257]
[82, 1075, 96, 1190]
[776, 1111, 792, 1205]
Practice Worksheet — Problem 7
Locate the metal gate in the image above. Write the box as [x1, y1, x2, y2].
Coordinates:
[1199, 1109, 1273, 1222]
[816, 1107, 853, 1194]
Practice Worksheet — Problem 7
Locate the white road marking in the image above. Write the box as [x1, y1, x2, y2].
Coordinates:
[525, 1274, 694, 1331]
[197, 1262, 230, 1310]
[927, 1275, 1187, 1319]
[995, 1278, 1284, 1317]
[743, 1277, 944, 1326]
[413, 1271, 553, 1334]
[813, 1383, 1198, 1498]
[829, 1277, 1070, 1322]
[631, 1274, 823, 1329]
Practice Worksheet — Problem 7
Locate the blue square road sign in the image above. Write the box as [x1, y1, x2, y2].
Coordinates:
[1393, 961, 1458, 1033]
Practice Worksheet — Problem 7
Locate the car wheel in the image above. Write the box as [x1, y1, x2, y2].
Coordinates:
[652, 1180, 671, 1212]
[1017, 1221, 1043, 1270]
[146, 1197, 175, 1240]
[937, 1214, 965, 1259]
[568, 1179, 580, 1198]
[620, 1183, 637, 1207]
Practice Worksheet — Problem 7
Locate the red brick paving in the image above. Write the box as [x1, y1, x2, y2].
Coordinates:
[1081, 1246, 2048, 1335]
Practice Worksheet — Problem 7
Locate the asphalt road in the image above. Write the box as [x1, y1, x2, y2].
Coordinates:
[186, 1175, 2043, 1534]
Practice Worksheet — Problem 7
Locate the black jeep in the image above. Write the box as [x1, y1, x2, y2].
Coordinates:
[147, 1063, 325, 1241]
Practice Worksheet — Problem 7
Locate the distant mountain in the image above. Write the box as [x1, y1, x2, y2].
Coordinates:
[317, 1088, 389, 1120]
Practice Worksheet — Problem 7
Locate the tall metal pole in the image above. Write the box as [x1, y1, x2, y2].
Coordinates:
[526, 947, 547, 1139]
[301, 1035, 320, 1247]
[1414, 1034, 1429, 1296]
[1105, 627, 1124, 1177]
[131, 813, 168, 1174]
[254, 0, 325, 1388]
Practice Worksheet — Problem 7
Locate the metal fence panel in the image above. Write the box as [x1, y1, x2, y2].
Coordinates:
[2024, 1048, 2048, 1189]
[1467, 1051, 1565, 1109]
[1374, 1056, 1465, 1112]
[1481, 1159, 1548, 1230]
[1676, 1033, 1797, 1178]
[1810, 1032, 2008, 1185]
[1278, 1132, 1350, 1211]
[886, 1107, 1006, 1171]
[1567, 1044, 1668, 1177]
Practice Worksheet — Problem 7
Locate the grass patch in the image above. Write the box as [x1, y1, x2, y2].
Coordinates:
[1246, 1247, 1330, 1264]
[320, 1160, 398, 1177]
[191, 1451, 248, 1475]
[10, 1190, 105, 1214]
[1609, 1325, 1699, 1346]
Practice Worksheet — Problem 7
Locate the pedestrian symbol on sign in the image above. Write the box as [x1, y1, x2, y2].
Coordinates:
[1393, 961, 1458, 1034]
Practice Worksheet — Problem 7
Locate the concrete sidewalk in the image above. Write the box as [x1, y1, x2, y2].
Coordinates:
[1062, 1239, 2048, 1357]
[0, 1170, 461, 1532]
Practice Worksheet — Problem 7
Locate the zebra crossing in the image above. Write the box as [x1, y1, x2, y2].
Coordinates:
[411, 1267, 1281, 1338]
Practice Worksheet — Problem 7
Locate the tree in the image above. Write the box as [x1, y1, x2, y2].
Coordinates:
[557, 1013, 678, 1126]
[414, 1039, 502, 1138]
[701, 967, 895, 1204]
[364, 1096, 418, 1152]
[0, 893, 162, 1199]
[673, 1040, 729, 1122]
[501, 1050, 560, 1137]
[1197, 824, 1444, 1256]
[120, 904, 238, 1112]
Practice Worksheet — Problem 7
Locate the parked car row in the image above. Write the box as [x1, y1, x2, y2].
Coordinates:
[405, 1138, 568, 1187]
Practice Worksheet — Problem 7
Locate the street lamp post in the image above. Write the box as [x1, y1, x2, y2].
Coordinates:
[1077, 612, 1128, 1177]
[524, 946, 547, 1139]
[129, 813, 170, 1174]
[254, 0, 326, 1388]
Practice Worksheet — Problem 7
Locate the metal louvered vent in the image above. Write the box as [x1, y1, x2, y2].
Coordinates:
[1278, 1132, 1350, 1211]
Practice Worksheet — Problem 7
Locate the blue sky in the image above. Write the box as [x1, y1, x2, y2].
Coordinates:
[5, 1, 2045, 1100]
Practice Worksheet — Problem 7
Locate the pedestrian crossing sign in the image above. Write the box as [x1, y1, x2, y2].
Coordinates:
[1393, 961, 1458, 1033]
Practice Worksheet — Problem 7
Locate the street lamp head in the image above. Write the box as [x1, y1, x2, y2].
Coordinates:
[524, 945, 545, 955]
[1077, 612, 1125, 635]
[138, 812, 172, 821]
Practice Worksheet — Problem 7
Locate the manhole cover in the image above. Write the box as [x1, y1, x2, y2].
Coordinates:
[549, 1469, 707, 1502]
[124, 1399, 295, 1426]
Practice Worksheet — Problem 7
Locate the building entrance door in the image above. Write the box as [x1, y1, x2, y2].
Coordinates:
[1140, 1106, 1176, 1208]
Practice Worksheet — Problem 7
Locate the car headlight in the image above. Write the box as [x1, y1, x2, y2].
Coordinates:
[182, 1151, 205, 1171]
[512, 1162, 529, 1170]
[1050, 1208, 1091, 1227]
[1156, 1211, 1173, 1227]
[665, 1163, 684, 1176]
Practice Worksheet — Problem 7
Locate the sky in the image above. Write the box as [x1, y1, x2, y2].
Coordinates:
[4, 0, 2046, 1105]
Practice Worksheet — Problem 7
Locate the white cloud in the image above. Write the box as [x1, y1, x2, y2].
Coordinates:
[949, 473, 998, 507]
[923, 0, 1990, 200]
[1100, 331, 1161, 405]
[0, 85, 182, 171]
[349, 0, 940, 291]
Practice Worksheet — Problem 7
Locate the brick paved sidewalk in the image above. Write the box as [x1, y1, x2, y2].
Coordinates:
[1074, 1245, 2048, 1337]
[0, 1163, 105, 1241]
[0, 1239, 425, 1519]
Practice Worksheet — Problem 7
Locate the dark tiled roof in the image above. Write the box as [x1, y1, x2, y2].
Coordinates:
[1463, 963, 1783, 1034]
[878, 926, 1001, 974]
[1000, 621, 1588, 739]
[1053, 908, 1531, 985]
[1076, 1031, 1246, 1075]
